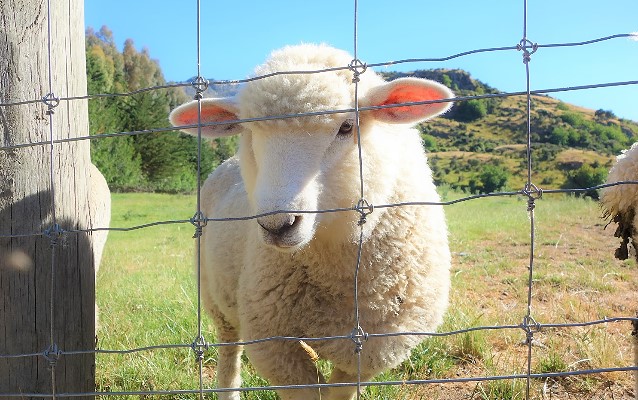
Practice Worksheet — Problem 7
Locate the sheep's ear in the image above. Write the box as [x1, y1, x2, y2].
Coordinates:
[169, 98, 244, 137]
[361, 78, 454, 124]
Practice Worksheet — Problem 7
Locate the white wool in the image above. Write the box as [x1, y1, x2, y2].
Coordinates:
[89, 163, 111, 326]
[89, 163, 110, 273]
[601, 142, 638, 261]
[170, 44, 453, 400]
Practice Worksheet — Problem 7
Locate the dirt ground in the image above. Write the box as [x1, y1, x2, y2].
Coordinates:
[407, 214, 638, 400]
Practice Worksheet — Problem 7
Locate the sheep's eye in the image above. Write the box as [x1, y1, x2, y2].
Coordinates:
[337, 119, 355, 137]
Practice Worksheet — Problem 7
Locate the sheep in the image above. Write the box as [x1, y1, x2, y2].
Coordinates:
[89, 162, 110, 273]
[600, 142, 638, 261]
[599, 146, 638, 396]
[169, 44, 453, 400]
[88, 163, 110, 327]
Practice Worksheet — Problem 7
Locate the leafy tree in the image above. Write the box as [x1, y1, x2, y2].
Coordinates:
[548, 126, 569, 146]
[469, 164, 510, 194]
[85, 26, 223, 193]
[453, 99, 487, 122]
[561, 164, 607, 199]
[441, 74, 453, 89]
[421, 134, 439, 152]
[595, 109, 616, 121]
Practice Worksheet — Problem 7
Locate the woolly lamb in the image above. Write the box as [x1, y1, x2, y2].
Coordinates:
[601, 142, 638, 261]
[170, 44, 453, 400]
[89, 163, 110, 273]
[88, 163, 110, 326]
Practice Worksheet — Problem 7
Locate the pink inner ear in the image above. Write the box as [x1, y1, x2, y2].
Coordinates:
[381, 85, 445, 106]
[175, 105, 237, 126]
[379, 85, 448, 118]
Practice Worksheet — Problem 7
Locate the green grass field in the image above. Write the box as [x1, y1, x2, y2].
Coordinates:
[96, 192, 637, 399]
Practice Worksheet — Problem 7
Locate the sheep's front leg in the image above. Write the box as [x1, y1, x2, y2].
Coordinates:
[245, 340, 326, 400]
[325, 368, 374, 400]
[208, 306, 243, 400]
[215, 341, 243, 400]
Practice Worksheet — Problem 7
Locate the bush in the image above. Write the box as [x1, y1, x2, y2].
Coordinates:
[421, 134, 439, 152]
[453, 99, 487, 122]
[595, 109, 616, 121]
[561, 164, 607, 199]
[469, 164, 510, 194]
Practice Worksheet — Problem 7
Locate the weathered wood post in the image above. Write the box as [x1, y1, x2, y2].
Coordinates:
[0, 0, 96, 397]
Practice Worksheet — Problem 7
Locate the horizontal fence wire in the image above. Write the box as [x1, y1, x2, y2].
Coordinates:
[2, 367, 638, 399]
[2, 181, 638, 240]
[0, 32, 635, 110]
[1, 81, 637, 151]
[1, 0, 637, 398]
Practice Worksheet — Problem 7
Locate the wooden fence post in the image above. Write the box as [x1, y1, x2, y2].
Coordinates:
[0, 0, 96, 397]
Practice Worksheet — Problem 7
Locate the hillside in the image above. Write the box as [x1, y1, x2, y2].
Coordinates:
[383, 70, 638, 194]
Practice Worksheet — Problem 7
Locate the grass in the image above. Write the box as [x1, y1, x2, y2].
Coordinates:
[96, 192, 637, 399]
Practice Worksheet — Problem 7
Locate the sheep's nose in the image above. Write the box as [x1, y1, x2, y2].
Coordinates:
[257, 214, 301, 237]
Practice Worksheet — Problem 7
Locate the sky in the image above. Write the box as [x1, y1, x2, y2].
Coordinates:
[84, 1, 637, 121]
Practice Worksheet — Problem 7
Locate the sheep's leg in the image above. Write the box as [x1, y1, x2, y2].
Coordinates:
[325, 368, 373, 400]
[215, 340, 243, 400]
[244, 340, 326, 400]
[209, 308, 243, 400]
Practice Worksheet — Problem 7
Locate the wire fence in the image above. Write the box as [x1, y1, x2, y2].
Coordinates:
[0, 0, 637, 398]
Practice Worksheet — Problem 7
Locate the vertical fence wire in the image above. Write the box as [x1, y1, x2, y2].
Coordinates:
[351, 0, 366, 399]
[193, 0, 208, 398]
[44, 0, 59, 397]
[522, 0, 536, 397]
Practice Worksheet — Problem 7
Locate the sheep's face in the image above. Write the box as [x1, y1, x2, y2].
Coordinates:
[169, 44, 454, 251]
[238, 115, 360, 250]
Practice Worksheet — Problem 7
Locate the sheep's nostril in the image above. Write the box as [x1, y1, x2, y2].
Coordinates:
[258, 215, 301, 237]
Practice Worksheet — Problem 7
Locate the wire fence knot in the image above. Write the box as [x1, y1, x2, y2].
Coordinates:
[191, 76, 209, 100]
[349, 325, 368, 354]
[348, 59, 367, 83]
[522, 183, 542, 212]
[43, 343, 61, 368]
[42, 92, 60, 115]
[517, 38, 538, 64]
[356, 198, 374, 226]
[190, 211, 208, 238]
[43, 223, 64, 248]
[191, 335, 208, 362]
[521, 315, 542, 344]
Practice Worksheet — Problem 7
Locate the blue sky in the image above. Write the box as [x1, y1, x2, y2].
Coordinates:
[85, 1, 637, 121]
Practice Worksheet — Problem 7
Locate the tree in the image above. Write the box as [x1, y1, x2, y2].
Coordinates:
[562, 164, 607, 199]
[595, 108, 615, 121]
[472, 164, 510, 194]
[453, 99, 487, 122]
[86, 28, 221, 192]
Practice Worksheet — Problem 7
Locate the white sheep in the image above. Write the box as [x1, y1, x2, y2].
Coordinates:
[87, 163, 111, 328]
[89, 163, 110, 273]
[600, 142, 638, 261]
[170, 44, 453, 400]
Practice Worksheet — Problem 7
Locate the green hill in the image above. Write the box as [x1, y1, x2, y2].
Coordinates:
[383, 69, 638, 195]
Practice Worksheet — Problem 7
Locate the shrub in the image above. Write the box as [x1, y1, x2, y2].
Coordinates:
[556, 102, 569, 111]
[595, 108, 616, 121]
[421, 134, 439, 152]
[469, 164, 510, 194]
[453, 99, 488, 122]
[561, 164, 607, 199]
